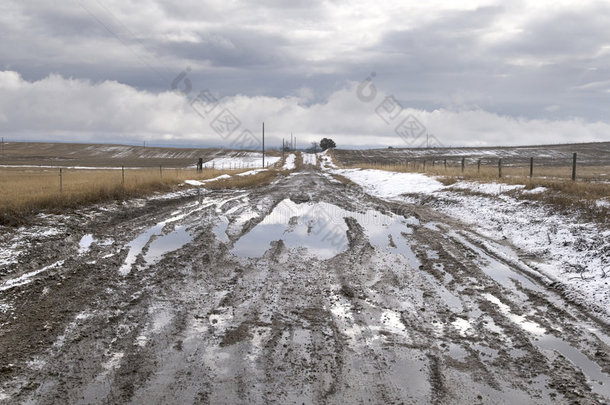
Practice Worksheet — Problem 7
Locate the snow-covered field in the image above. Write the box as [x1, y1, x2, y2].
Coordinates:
[202, 152, 280, 169]
[330, 167, 610, 317]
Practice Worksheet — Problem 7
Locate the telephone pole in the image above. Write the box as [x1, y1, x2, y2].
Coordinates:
[262, 122, 265, 168]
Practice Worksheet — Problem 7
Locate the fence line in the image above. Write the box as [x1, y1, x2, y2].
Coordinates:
[346, 152, 610, 182]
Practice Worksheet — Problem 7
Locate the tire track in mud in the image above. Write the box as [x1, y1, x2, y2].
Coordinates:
[1, 169, 609, 404]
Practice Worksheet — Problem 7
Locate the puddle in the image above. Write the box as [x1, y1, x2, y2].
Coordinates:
[446, 343, 468, 361]
[78, 234, 95, 254]
[537, 335, 610, 398]
[453, 232, 610, 351]
[232, 200, 349, 259]
[212, 216, 230, 243]
[421, 272, 462, 311]
[232, 199, 419, 261]
[484, 293, 610, 398]
[119, 217, 195, 274]
[119, 223, 165, 275]
[143, 226, 193, 266]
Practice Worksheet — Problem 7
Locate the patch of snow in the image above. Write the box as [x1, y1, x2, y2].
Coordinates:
[184, 174, 231, 186]
[236, 169, 267, 176]
[0, 245, 18, 267]
[317, 150, 337, 168]
[78, 234, 95, 254]
[302, 153, 317, 166]
[332, 168, 444, 197]
[0, 260, 64, 291]
[596, 198, 610, 208]
[203, 153, 280, 169]
[450, 181, 525, 195]
[523, 186, 548, 194]
[282, 154, 296, 170]
[484, 294, 545, 336]
[451, 318, 473, 336]
[330, 167, 610, 319]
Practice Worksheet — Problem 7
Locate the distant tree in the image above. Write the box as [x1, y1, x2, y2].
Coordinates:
[307, 142, 320, 153]
[320, 138, 336, 150]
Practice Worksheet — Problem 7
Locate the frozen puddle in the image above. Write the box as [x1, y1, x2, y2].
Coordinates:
[231, 199, 418, 260]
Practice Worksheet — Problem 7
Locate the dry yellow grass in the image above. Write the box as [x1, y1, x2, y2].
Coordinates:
[0, 167, 250, 225]
[294, 152, 304, 171]
[204, 170, 279, 189]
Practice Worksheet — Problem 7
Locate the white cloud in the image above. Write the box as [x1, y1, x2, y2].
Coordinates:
[1, 70, 608, 148]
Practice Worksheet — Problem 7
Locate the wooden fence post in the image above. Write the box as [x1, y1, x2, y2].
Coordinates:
[461, 157, 465, 173]
[122, 165, 125, 186]
[160, 165, 162, 179]
[423, 160, 426, 171]
[572, 152, 577, 181]
[530, 157, 534, 178]
[477, 159, 481, 174]
[59, 168, 63, 193]
[444, 159, 447, 170]
[498, 159, 502, 178]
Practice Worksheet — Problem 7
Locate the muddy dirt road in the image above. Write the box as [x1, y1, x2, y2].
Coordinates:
[1, 168, 610, 404]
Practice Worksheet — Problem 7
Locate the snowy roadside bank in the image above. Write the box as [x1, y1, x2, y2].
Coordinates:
[331, 167, 610, 319]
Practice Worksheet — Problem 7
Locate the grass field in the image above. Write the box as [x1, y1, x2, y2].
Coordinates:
[0, 167, 274, 226]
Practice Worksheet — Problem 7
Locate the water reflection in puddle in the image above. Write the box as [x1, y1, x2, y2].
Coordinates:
[484, 293, 610, 398]
[232, 200, 348, 259]
[119, 223, 193, 275]
[231, 199, 419, 261]
[143, 226, 193, 265]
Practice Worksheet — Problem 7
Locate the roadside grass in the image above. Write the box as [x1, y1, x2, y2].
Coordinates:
[294, 152, 304, 171]
[203, 169, 279, 189]
[337, 162, 610, 223]
[0, 167, 248, 226]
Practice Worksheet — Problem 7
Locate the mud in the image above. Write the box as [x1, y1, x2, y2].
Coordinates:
[1, 168, 609, 404]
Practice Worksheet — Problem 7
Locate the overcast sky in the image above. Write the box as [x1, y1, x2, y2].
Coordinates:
[1, 0, 609, 148]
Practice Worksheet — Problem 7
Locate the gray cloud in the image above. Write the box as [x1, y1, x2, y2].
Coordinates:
[0, 0, 609, 147]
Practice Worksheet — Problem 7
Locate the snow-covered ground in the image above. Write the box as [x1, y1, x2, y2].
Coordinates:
[203, 152, 280, 169]
[302, 152, 317, 166]
[282, 154, 296, 170]
[330, 167, 610, 317]
[318, 150, 337, 169]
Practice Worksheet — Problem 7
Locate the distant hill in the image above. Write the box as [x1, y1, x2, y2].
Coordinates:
[335, 142, 610, 167]
[0, 142, 245, 167]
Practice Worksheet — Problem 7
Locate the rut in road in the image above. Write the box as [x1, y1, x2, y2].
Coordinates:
[0, 169, 609, 404]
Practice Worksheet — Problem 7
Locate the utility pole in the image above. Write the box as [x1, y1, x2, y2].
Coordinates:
[282, 138, 285, 160]
[262, 122, 265, 168]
